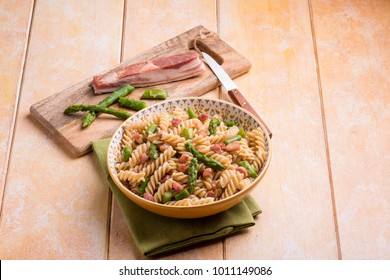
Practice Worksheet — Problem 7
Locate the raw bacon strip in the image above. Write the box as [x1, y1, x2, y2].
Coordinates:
[92, 50, 206, 94]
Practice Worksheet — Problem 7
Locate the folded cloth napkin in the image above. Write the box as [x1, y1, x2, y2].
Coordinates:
[92, 138, 261, 257]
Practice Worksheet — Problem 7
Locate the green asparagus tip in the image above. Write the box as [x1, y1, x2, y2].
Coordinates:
[82, 112, 96, 128]
[64, 105, 80, 114]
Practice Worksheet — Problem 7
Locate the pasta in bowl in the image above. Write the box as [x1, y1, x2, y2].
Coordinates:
[107, 98, 271, 218]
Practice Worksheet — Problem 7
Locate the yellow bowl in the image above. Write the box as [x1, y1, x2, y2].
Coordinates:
[107, 97, 272, 218]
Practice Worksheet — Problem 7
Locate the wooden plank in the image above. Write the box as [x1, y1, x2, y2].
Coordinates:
[108, 199, 223, 260]
[0, 0, 123, 259]
[0, 0, 34, 214]
[108, 0, 222, 260]
[311, 0, 390, 259]
[30, 25, 251, 157]
[219, 0, 339, 259]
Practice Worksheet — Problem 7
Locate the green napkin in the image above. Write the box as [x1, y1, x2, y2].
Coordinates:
[92, 138, 261, 257]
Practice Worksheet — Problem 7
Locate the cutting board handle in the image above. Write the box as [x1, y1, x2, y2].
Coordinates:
[228, 89, 272, 138]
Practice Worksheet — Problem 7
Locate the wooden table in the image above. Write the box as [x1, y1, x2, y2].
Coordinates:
[1, 0, 389, 260]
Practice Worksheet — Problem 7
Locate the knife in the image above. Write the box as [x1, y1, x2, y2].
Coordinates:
[202, 52, 272, 138]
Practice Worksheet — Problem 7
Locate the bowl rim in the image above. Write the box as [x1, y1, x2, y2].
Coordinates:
[107, 97, 272, 212]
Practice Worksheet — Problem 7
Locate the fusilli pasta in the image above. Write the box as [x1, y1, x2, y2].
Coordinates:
[115, 106, 268, 206]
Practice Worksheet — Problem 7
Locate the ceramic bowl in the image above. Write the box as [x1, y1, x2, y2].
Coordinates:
[107, 97, 272, 218]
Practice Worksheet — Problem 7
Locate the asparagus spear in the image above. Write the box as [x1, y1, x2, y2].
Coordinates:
[122, 146, 132, 162]
[137, 177, 150, 195]
[238, 161, 258, 178]
[182, 127, 193, 139]
[187, 107, 198, 119]
[208, 117, 221, 135]
[175, 189, 190, 201]
[148, 143, 159, 160]
[141, 89, 168, 100]
[224, 120, 237, 128]
[82, 84, 134, 128]
[188, 158, 198, 194]
[185, 142, 225, 170]
[82, 112, 97, 128]
[237, 127, 246, 138]
[118, 97, 146, 111]
[224, 135, 242, 145]
[64, 105, 131, 120]
[163, 191, 173, 203]
[145, 124, 158, 134]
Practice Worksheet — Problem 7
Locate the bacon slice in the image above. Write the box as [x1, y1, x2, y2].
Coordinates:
[236, 166, 248, 178]
[171, 117, 182, 127]
[203, 168, 213, 178]
[225, 142, 240, 152]
[92, 50, 206, 94]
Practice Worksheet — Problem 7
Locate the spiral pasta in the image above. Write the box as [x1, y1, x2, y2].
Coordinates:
[121, 128, 134, 149]
[128, 142, 150, 168]
[171, 108, 188, 120]
[118, 170, 146, 185]
[232, 139, 256, 161]
[158, 113, 170, 132]
[125, 120, 148, 131]
[115, 106, 269, 207]
[208, 133, 226, 144]
[193, 184, 208, 198]
[153, 179, 175, 203]
[145, 161, 176, 195]
[225, 126, 240, 139]
[221, 171, 244, 199]
[217, 169, 235, 189]
[171, 172, 189, 183]
[140, 146, 176, 177]
[160, 132, 186, 147]
[168, 118, 202, 136]
[247, 127, 267, 152]
[146, 132, 163, 145]
[251, 149, 268, 172]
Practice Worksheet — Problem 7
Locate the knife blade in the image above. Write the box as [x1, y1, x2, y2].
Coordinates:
[202, 52, 272, 138]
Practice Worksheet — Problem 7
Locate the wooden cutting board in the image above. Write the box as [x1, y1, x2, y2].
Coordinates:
[30, 25, 251, 157]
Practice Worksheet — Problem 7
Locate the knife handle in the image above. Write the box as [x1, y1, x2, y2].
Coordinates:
[228, 89, 272, 138]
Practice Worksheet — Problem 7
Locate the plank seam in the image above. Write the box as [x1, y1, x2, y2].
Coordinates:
[120, 0, 127, 63]
[106, 0, 128, 260]
[216, 0, 226, 260]
[216, 0, 222, 102]
[308, 0, 342, 260]
[0, 0, 36, 218]
[105, 191, 113, 260]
